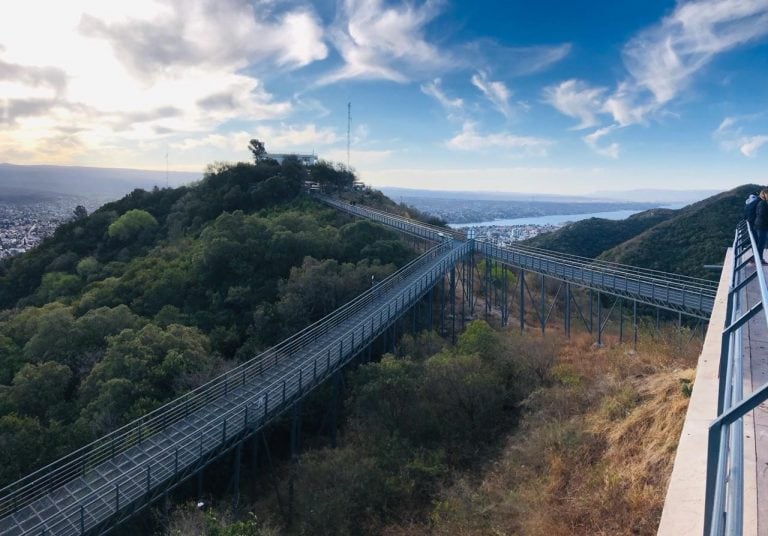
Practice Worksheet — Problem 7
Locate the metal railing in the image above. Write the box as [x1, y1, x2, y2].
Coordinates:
[316, 196, 716, 318]
[0, 240, 464, 523]
[476, 240, 716, 318]
[704, 221, 768, 535]
[315, 194, 466, 242]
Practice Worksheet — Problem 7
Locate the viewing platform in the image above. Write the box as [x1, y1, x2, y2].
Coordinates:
[660, 226, 768, 535]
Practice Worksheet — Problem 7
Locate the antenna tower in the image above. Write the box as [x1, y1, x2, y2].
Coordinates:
[347, 102, 351, 169]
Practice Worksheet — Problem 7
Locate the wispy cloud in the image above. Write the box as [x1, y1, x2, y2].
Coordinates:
[318, 0, 448, 85]
[461, 40, 572, 76]
[172, 124, 338, 153]
[583, 125, 620, 159]
[545, 0, 768, 156]
[624, 0, 768, 104]
[543, 79, 607, 129]
[421, 78, 464, 110]
[713, 114, 768, 157]
[471, 71, 513, 118]
[446, 122, 551, 155]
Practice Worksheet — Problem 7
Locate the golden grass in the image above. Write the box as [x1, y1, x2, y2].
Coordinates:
[397, 328, 699, 536]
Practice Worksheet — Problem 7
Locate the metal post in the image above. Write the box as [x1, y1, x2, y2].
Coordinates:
[330, 371, 340, 448]
[565, 283, 571, 338]
[540, 273, 545, 334]
[633, 300, 638, 350]
[450, 267, 456, 343]
[597, 291, 603, 346]
[519, 268, 525, 332]
[232, 441, 242, 511]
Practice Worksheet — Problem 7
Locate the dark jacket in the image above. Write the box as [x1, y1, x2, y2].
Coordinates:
[745, 194, 760, 226]
[755, 199, 768, 230]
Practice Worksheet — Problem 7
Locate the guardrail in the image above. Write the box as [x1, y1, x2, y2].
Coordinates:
[476, 240, 716, 318]
[704, 221, 768, 535]
[0, 240, 462, 522]
[314, 196, 716, 317]
[314, 194, 466, 242]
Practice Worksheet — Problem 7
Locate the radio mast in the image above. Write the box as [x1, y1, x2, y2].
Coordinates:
[347, 102, 351, 169]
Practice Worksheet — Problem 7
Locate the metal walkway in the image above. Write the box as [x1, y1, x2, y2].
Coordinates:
[0, 196, 719, 535]
[0, 240, 470, 535]
[320, 196, 717, 319]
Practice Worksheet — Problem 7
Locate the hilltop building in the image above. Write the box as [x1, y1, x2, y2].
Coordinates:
[265, 153, 318, 166]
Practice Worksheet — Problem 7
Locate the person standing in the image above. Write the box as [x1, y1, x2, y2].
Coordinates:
[745, 191, 760, 228]
[754, 189, 768, 264]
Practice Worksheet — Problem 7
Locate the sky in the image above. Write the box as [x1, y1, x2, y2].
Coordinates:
[1, 0, 767, 194]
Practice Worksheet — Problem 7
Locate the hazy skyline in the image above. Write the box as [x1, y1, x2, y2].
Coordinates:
[1, 0, 767, 194]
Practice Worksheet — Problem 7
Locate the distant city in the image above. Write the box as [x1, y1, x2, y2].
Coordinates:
[0, 196, 99, 259]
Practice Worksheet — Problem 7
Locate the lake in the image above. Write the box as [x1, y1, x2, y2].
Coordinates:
[448, 206, 680, 228]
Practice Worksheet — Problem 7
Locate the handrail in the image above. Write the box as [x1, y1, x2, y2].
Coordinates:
[316, 197, 715, 317]
[318, 195, 716, 295]
[703, 221, 768, 535]
[0, 240, 456, 518]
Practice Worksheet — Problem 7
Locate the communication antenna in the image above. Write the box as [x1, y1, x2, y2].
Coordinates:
[347, 101, 351, 169]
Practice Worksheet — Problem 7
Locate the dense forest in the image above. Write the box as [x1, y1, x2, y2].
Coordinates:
[0, 157, 416, 487]
[523, 208, 675, 258]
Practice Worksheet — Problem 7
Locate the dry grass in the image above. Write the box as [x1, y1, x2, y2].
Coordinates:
[390, 328, 699, 536]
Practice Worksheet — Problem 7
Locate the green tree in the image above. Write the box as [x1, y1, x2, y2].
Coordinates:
[107, 209, 158, 241]
[7, 362, 72, 421]
[248, 139, 266, 162]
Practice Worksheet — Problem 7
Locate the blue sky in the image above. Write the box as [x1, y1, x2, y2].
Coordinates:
[1, 0, 767, 194]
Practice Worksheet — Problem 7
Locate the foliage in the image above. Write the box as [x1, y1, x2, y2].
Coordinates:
[597, 184, 759, 279]
[0, 157, 416, 487]
[524, 208, 675, 258]
[107, 209, 158, 242]
[287, 322, 560, 533]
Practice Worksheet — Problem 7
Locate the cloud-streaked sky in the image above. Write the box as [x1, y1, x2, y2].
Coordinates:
[1, 0, 767, 194]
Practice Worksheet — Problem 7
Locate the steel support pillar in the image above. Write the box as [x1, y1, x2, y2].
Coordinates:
[232, 441, 242, 512]
[564, 283, 571, 338]
[450, 267, 457, 343]
[329, 371, 341, 448]
[633, 300, 638, 350]
[597, 291, 603, 346]
[540, 273, 545, 334]
[519, 268, 525, 332]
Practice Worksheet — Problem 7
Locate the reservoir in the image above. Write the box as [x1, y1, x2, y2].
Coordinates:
[448, 207, 677, 228]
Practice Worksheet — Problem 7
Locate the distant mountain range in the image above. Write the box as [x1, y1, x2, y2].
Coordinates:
[380, 186, 721, 204]
[0, 163, 200, 201]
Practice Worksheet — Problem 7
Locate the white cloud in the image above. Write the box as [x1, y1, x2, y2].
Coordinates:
[445, 122, 551, 155]
[713, 114, 768, 157]
[471, 71, 513, 118]
[624, 0, 768, 104]
[583, 125, 620, 159]
[172, 125, 338, 153]
[0, 0, 327, 165]
[543, 79, 607, 129]
[739, 135, 768, 157]
[546, 0, 768, 137]
[421, 78, 464, 110]
[318, 0, 449, 85]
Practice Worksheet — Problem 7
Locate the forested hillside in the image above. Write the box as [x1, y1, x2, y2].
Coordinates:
[0, 157, 414, 487]
[598, 184, 759, 278]
[523, 184, 758, 279]
[523, 208, 676, 258]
